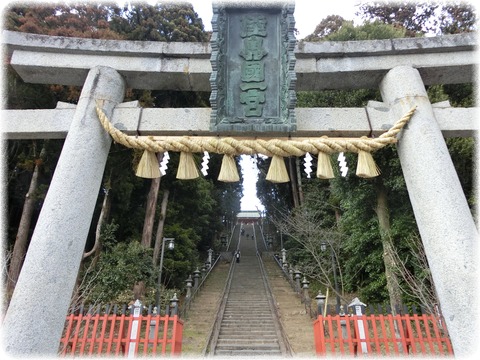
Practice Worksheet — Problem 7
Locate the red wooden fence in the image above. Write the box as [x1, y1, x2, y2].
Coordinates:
[313, 314, 453, 356]
[59, 312, 183, 356]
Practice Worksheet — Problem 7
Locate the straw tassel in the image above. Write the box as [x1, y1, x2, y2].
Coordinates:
[356, 150, 381, 178]
[266, 155, 290, 183]
[136, 150, 160, 178]
[218, 155, 240, 182]
[176, 152, 199, 180]
[316, 152, 334, 179]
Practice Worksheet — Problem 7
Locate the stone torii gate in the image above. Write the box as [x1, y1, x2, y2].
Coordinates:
[1, 23, 478, 357]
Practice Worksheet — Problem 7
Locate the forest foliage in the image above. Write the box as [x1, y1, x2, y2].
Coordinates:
[3, 2, 476, 309]
[258, 1, 475, 308]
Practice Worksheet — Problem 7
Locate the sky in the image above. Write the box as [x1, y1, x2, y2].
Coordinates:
[191, 0, 361, 211]
[192, 0, 362, 39]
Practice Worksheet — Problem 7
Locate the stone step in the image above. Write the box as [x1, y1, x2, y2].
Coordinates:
[219, 332, 278, 339]
[220, 322, 275, 327]
[221, 316, 273, 321]
[224, 301, 269, 304]
[224, 304, 270, 308]
[214, 349, 282, 356]
[224, 304, 269, 307]
[223, 307, 270, 311]
[217, 338, 279, 345]
[215, 344, 280, 352]
[215, 343, 280, 351]
[223, 312, 272, 321]
[217, 331, 278, 338]
[219, 325, 275, 331]
[221, 317, 274, 322]
[218, 328, 276, 334]
[222, 309, 271, 312]
[216, 345, 280, 352]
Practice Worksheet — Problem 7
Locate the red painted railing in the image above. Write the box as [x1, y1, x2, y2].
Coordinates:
[313, 314, 453, 356]
[60, 312, 183, 356]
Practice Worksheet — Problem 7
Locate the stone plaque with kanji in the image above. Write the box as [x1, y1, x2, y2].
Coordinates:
[210, 2, 296, 132]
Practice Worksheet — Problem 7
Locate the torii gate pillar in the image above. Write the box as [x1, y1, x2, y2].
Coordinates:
[380, 65, 478, 356]
[2, 66, 125, 355]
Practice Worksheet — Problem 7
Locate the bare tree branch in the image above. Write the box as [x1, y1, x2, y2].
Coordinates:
[272, 207, 346, 302]
[390, 233, 439, 313]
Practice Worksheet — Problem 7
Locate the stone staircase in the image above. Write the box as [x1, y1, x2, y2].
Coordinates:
[183, 223, 314, 356]
[212, 224, 286, 356]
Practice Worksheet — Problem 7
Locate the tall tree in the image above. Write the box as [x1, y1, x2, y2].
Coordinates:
[375, 177, 403, 310]
[5, 3, 124, 39]
[6, 142, 46, 297]
[357, 2, 476, 35]
[303, 15, 346, 41]
[141, 154, 162, 248]
[152, 189, 170, 265]
[119, 3, 208, 42]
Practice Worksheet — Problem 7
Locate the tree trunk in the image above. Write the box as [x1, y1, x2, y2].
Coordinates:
[375, 178, 403, 313]
[6, 143, 45, 297]
[295, 157, 304, 206]
[141, 153, 163, 248]
[376, 178, 405, 352]
[83, 182, 111, 260]
[288, 158, 300, 208]
[153, 189, 170, 265]
[70, 178, 112, 308]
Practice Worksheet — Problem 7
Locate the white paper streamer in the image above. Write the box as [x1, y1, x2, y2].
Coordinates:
[337, 152, 348, 177]
[159, 151, 170, 176]
[304, 152, 313, 178]
[201, 151, 210, 176]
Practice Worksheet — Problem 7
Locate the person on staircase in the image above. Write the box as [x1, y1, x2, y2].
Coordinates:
[235, 250, 241, 263]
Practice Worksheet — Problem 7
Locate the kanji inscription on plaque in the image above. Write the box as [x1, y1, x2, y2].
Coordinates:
[210, 3, 296, 133]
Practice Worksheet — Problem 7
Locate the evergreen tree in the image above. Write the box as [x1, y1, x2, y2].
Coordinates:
[357, 2, 476, 35]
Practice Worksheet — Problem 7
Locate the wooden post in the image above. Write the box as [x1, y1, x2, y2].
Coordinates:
[127, 300, 142, 358]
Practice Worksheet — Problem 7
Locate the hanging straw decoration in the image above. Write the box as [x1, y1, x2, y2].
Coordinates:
[177, 152, 199, 179]
[316, 152, 334, 179]
[136, 150, 160, 178]
[95, 102, 416, 182]
[266, 155, 289, 183]
[356, 150, 380, 178]
[218, 155, 240, 182]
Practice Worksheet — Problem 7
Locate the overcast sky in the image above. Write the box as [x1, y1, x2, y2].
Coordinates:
[192, 0, 362, 39]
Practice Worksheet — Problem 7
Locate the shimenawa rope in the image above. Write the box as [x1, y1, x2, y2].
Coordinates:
[95, 101, 415, 182]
